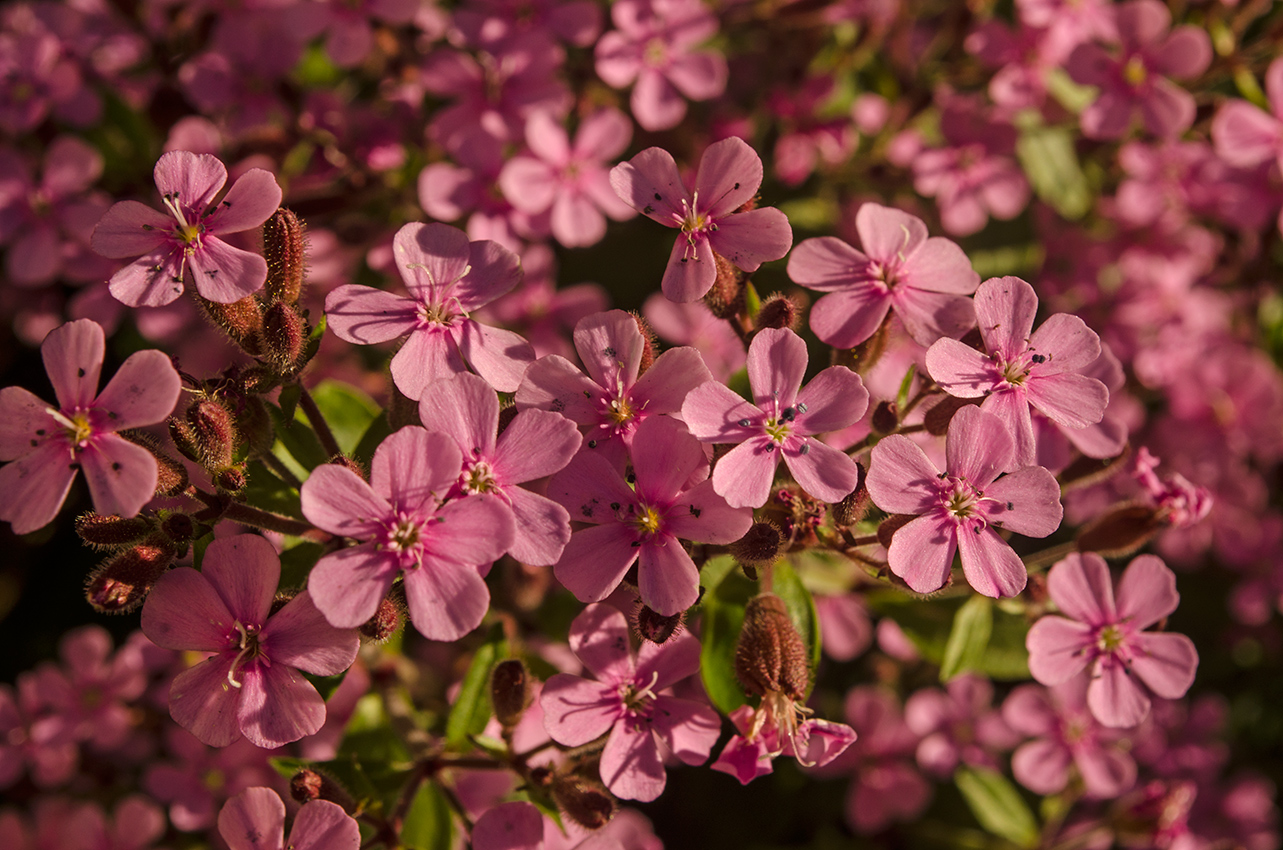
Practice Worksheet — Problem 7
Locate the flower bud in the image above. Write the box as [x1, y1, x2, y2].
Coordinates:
[635, 604, 685, 644]
[198, 295, 263, 357]
[1076, 504, 1161, 558]
[876, 513, 915, 549]
[187, 398, 237, 470]
[734, 593, 809, 701]
[168, 417, 200, 463]
[160, 512, 195, 543]
[329, 454, 368, 481]
[117, 430, 189, 496]
[830, 468, 868, 527]
[360, 594, 403, 642]
[85, 534, 178, 613]
[491, 659, 533, 728]
[870, 400, 898, 435]
[75, 513, 153, 548]
[259, 301, 307, 373]
[217, 466, 247, 493]
[388, 385, 422, 430]
[704, 251, 745, 319]
[551, 775, 617, 830]
[755, 293, 802, 331]
[497, 404, 519, 436]
[263, 208, 307, 304]
[290, 768, 356, 813]
[729, 522, 783, 570]
[631, 311, 657, 376]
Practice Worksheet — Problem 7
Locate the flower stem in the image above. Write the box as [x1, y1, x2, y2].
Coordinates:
[220, 500, 318, 537]
[256, 451, 303, 489]
[298, 384, 343, 459]
[1022, 541, 1079, 574]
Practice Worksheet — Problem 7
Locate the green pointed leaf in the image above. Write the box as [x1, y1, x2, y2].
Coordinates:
[1016, 125, 1091, 220]
[940, 595, 993, 681]
[268, 401, 328, 471]
[869, 592, 1029, 680]
[278, 383, 303, 422]
[772, 559, 822, 676]
[955, 765, 1039, 848]
[445, 624, 507, 749]
[699, 560, 753, 714]
[242, 460, 302, 518]
[401, 782, 454, 850]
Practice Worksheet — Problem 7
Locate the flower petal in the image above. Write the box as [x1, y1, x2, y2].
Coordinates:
[371, 427, 462, 515]
[455, 238, 523, 311]
[202, 535, 279, 625]
[154, 151, 226, 213]
[218, 787, 284, 850]
[141, 567, 235, 652]
[79, 434, 157, 519]
[957, 524, 1027, 598]
[794, 366, 868, 434]
[601, 721, 665, 801]
[554, 523, 639, 603]
[886, 513, 956, 594]
[981, 466, 1063, 538]
[515, 354, 601, 424]
[490, 409, 581, 485]
[301, 465, 390, 538]
[0, 387, 57, 461]
[541, 673, 619, 747]
[168, 655, 242, 747]
[787, 236, 870, 292]
[288, 801, 360, 850]
[187, 237, 268, 304]
[668, 479, 753, 544]
[308, 546, 400, 629]
[1087, 661, 1150, 729]
[695, 137, 762, 217]
[660, 231, 716, 302]
[1129, 632, 1197, 700]
[1114, 554, 1179, 629]
[710, 435, 779, 509]
[93, 350, 181, 430]
[391, 326, 468, 401]
[610, 146, 687, 225]
[631, 346, 713, 414]
[630, 416, 706, 504]
[458, 320, 534, 394]
[866, 434, 940, 515]
[392, 222, 471, 304]
[503, 487, 571, 566]
[43, 318, 103, 410]
[651, 695, 721, 765]
[1026, 616, 1093, 685]
[568, 603, 634, 682]
[238, 662, 326, 748]
[418, 372, 499, 461]
[261, 592, 359, 677]
[784, 437, 859, 504]
[637, 535, 701, 616]
[402, 555, 491, 642]
[209, 169, 282, 234]
[574, 310, 643, 390]
[707, 207, 791, 272]
[324, 285, 418, 345]
[974, 276, 1038, 361]
[1046, 552, 1116, 626]
[855, 202, 928, 261]
[89, 200, 171, 259]
[107, 250, 187, 308]
[747, 327, 806, 411]
[0, 440, 78, 534]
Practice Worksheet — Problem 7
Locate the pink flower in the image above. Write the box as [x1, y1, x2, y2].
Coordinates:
[1132, 447, 1213, 529]
[787, 202, 979, 348]
[218, 787, 359, 850]
[540, 604, 721, 801]
[61, 796, 166, 850]
[0, 319, 181, 534]
[903, 674, 1018, 778]
[143, 727, 282, 832]
[866, 406, 1063, 597]
[451, 0, 603, 51]
[90, 151, 282, 307]
[1213, 58, 1283, 172]
[498, 109, 636, 248]
[593, 0, 728, 132]
[301, 426, 514, 640]
[141, 535, 360, 749]
[1026, 552, 1199, 728]
[610, 137, 793, 302]
[418, 372, 582, 566]
[1066, 0, 1212, 140]
[712, 705, 856, 785]
[642, 292, 745, 383]
[682, 327, 867, 508]
[324, 222, 533, 398]
[516, 309, 712, 469]
[548, 415, 752, 615]
[1003, 678, 1137, 798]
[926, 276, 1111, 467]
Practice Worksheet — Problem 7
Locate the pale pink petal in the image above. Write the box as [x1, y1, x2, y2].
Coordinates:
[568, 603, 635, 682]
[458, 320, 535, 393]
[471, 801, 542, 850]
[371, 427, 462, 515]
[1129, 632, 1197, 699]
[89, 201, 171, 258]
[974, 276, 1038, 360]
[0, 440, 77, 534]
[601, 721, 665, 801]
[455, 239, 523, 311]
[1141, 79, 1195, 138]
[400, 556, 489, 642]
[391, 326, 467, 401]
[855, 202, 928, 261]
[208, 169, 282, 234]
[1087, 662, 1150, 728]
[168, 655, 242, 747]
[886, 514, 956, 594]
[784, 438, 860, 504]
[609, 146, 688, 225]
[978, 390, 1036, 470]
[79, 434, 158, 518]
[141, 567, 235, 652]
[94, 350, 181, 430]
[925, 338, 993, 399]
[694, 137, 762, 217]
[809, 289, 892, 350]
[490, 409, 581, 484]
[574, 310, 643, 389]
[1114, 554, 1179, 629]
[631, 416, 706, 503]
[787, 237, 870, 292]
[660, 232, 717, 302]
[301, 465, 389, 538]
[503, 487, 571, 566]
[893, 289, 977, 347]
[43, 318, 103, 410]
[981, 467, 1063, 537]
[202, 535, 279, 625]
[260, 592, 358, 677]
[1026, 617, 1093, 685]
[218, 787, 284, 850]
[154, 151, 226, 213]
[957, 525, 1027, 597]
[631, 346, 713, 413]
[427, 492, 514, 565]
[540, 674, 619, 746]
[547, 452, 638, 524]
[708, 207, 792, 273]
[637, 534, 701, 616]
[0, 387, 57, 460]
[1213, 102, 1282, 167]
[576, 108, 632, 160]
[1027, 313, 1101, 375]
[711, 733, 773, 784]
[866, 435, 940, 515]
[710, 435, 780, 509]
[1011, 739, 1071, 794]
[323, 285, 419, 345]
[651, 696, 720, 765]
[550, 193, 606, 247]
[794, 366, 868, 434]
[187, 237, 269, 303]
[1080, 91, 1137, 140]
[288, 800, 360, 850]
[667, 479, 753, 544]
[1075, 745, 1136, 799]
[515, 355, 601, 424]
[946, 407, 1015, 486]
[1001, 684, 1058, 736]
[308, 546, 400, 629]
[417, 373, 498, 460]
[554, 523, 639, 602]
[747, 327, 806, 410]
[1026, 373, 1109, 431]
[901, 237, 980, 295]
[681, 380, 760, 443]
[1046, 552, 1117, 625]
[238, 663, 326, 748]
[392, 222, 471, 303]
[665, 50, 727, 102]
[1267, 55, 1283, 117]
[631, 69, 686, 132]
[108, 250, 187, 307]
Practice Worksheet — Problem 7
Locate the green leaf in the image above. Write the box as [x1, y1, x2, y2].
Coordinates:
[869, 592, 1029, 680]
[699, 561, 754, 714]
[778, 197, 837, 232]
[955, 766, 1039, 848]
[773, 560, 822, 677]
[242, 460, 302, 518]
[896, 364, 917, 412]
[981, 608, 1032, 680]
[445, 624, 507, 749]
[401, 782, 454, 850]
[278, 383, 303, 422]
[354, 413, 393, 467]
[268, 401, 328, 472]
[305, 669, 348, 701]
[1016, 125, 1091, 220]
[940, 595, 993, 682]
[743, 280, 762, 320]
[279, 541, 324, 590]
[303, 380, 380, 456]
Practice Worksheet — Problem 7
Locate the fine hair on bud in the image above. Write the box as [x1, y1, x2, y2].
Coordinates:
[217, 466, 247, 493]
[85, 534, 178, 614]
[198, 295, 264, 357]
[259, 301, 307, 374]
[551, 774, 617, 830]
[704, 251, 745, 319]
[923, 394, 977, 436]
[729, 522, 783, 568]
[491, 659, 533, 727]
[830, 468, 868, 527]
[186, 397, 238, 470]
[755, 293, 802, 331]
[735, 593, 810, 701]
[235, 394, 275, 458]
[635, 604, 685, 644]
[329, 454, 368, 481]
[75, 513, 153, 548]
[631, 311, 658, 376]
[360, 594, 403, 642]
[290, 768, 356, 813]
[263, 208, 307, 304]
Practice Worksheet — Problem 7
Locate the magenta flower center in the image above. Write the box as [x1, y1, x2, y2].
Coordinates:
[991, 346, 1048, 388]
[867, 260, 903, 291]
[417, 300, 458, 327]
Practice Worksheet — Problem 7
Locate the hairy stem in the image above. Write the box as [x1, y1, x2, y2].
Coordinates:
[299, 384, 344, 459]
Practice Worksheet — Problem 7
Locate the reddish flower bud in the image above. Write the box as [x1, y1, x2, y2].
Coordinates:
[359, 594, 403, 642]
[237, 395, 275, 458]
[491, 659, 533, 728]
[1076, 503, 1162, 558]
[635, 604, 685, 644]
[263, 208, 307, 304]
[259, 302, 308, 374]
[217, 466, 247, 493]
[755, 293, 802, 331]
[187, 398, 237, 470]
[829, 467, 868, 528]
[734, 593, 809, 701]
[290, 768, 356, 813]
[497, 404, 519, 436]
[551, 775, 617, 830]
[876, 513, 915, 550]
[168, 417, 201, 463]
[704, 251, 745, 319]
[329, 454, 368, 481]
[729, 521, 783, 569]
[75, 513, 153, 548]
[870, 400, 898, 435]
[85, 534, 178, 613]
[198, 295, 263, 356]
[117, 430, 188, 496]
[160, 512, 195, 543]
[631, 311, 658, 376]
[923, 394, 976, 436]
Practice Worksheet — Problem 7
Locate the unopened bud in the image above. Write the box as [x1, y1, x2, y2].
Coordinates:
[259, 301, 307, 373]
[923, 394, 975, 436]
[198, 296, 263, 356]
[188, 398, 237, 470]
[1076, 504, 1161, 558]
[75, 513, 153, 548]
[167, 418, 200, 463]
[217, 467, 247, 492]
[729, 522, 783, 568]
[755, 293, 802, 331]
[263, 208, 307, 304]
[551, 775, 617, 830]
[734, 593, 809, 701]
[703, 251, 745, 320]
[631, 312, 658, 376]
[360, 595, 403, 642]
[160, 512, 195, 543]
[329, 454, 368, 481]
[636, 605, 685, 644]
[388, 384, 421, 429]
[85, 534, 178, 613]
[269, 590, 299, 618]
[290, 768, 356, 813]
[497, 404, 519, 436]
[491, 659, 533, 727]
[870, 400, 898, 435]
[830, 469, 868, 527]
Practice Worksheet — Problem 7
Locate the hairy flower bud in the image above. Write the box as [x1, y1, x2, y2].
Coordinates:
[290, 768, 356, 813]
[704, 251, 745, 319]
[923, 394, 975, 436]
[217, 466, 247, 493]
[755, 293, 802, 331]
[85, 534, 178, 613]
[1075, 504, 1162, 558]
[259, 301, 307, 373]
[876, 513, 915, 550]
[329, 454, 368, 481]
[198, 295, 263, 356]
[491, 659, 533, 728]
[870, 400, 898, 435]
[160, 512, 195, 543]
[75, 513, 153, 548]
[829, 468, 869, 527]
[635, 604, 685, 644]
[729, 522, 783, 568]
[117, 429, 189, 495]
[632, 311, 658, 376]
[551, 775, 617, 830]
[735, 593, 809, 701]
[359, 594, 402, 642]
[263, 208, 306, 304]
[187, 398, 237, 470]
[237, 394, 275, 458]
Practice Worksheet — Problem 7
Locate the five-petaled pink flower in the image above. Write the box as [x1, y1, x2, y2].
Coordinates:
[325, 222, 533, 399]
[301, 426, 515, 641]
[140, 535, 360, 749]
[610, 137, 792, 302]
[548, 415, 752, 615]
[788, 202, 979, 348]
[0, 319, 181, 534]
[1026, 552, 1199, 729]
[91, 151, 283, 307]
[925, 276, 1110, 467]
[218, 787, 359, 850]
[682, 327, 867, 509]
[1213, 57, 1283, 173]
[540, 604, 721, 801]
[866, 406, 1063, 597]
[418, 372, 581, 566]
